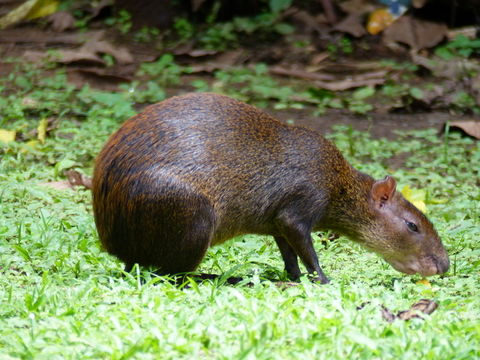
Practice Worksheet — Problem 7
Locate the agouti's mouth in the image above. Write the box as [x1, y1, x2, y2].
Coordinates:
[387, 258, 441, 277]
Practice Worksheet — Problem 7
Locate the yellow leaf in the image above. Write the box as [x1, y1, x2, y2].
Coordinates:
[37, 118, 48, 143]
[26, 0, 59, 20]
[416, 278, 431, 287]
[0, 129, 16, 143]
[401, 185, 427, 213]
[20, 140, 39, 153]
[0, 0, 58, 29]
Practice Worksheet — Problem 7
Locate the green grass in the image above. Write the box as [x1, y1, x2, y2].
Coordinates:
[1, 64, 479, 359]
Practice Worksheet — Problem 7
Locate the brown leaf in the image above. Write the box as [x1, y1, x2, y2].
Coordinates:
[380, 305, 397, 322]
[82, 39, 134, 65]
[397, 299, 438, 320]
[270, 66, 337, 81]
[314, 73, 386, 91]
[450, 121, 480, 139]
[334, 14, 367, 38]
[55, 47, 106, 66]
[41, 180, 73, 190]
[74, 66, 134, 82]
[339, 0, 375, 15]
[383, 15, 447, 50]
[48, 10, 75, 32]
[65, 170, 92, 189]
[412, 54, 480, 79]
[286, 8, 325, 33]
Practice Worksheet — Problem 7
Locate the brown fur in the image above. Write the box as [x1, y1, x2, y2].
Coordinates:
[92, 93, 449, 282]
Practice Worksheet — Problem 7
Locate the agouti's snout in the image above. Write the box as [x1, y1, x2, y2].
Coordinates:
[92, 92, 449, 282]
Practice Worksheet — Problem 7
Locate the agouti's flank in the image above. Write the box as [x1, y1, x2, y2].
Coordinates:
[92, 93, 449, 283]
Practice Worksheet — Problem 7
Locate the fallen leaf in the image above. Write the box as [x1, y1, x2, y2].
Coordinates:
[334, 13, 367, 37]
[48, 10, 75, 32]
[396, 299, 438, 321]
[383, 15, 447, 50]
[22, 139, 39, 152]
[37, 118, 47, 143]
[416, 278, 432, 286]
[0, 129, 16, 143]
[25, 0, 58, 20]
[339, 0, 376, 15]
[41, 180, 73, 190]
[65, 170, 92, 189]
[0, 0, 38, 29]
[401, 185, 427, 213]
[0, 0, 58, 29]
[449, 121, 480, 139]
[412, 54, 480, 79]
[83, 39, 134, 65]
[359, 299, 439, 322]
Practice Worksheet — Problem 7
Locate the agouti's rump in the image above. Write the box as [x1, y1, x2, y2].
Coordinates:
[92, 93, 449, 282]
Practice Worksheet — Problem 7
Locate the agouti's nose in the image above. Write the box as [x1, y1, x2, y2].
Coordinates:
[435, 256, 450, 274]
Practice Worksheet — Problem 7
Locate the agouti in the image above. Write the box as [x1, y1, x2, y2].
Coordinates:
[92, 93, 449, 283]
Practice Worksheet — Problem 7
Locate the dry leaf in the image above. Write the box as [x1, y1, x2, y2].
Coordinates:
[450, 121, 480, 139]
[383, 15, 447, 50]
[48, 10, 75, 32]
[65, 170, 92, 189]
[0, 129, 16, 143]
[334, 13, 367, 37]
[396, 299, 438, 321]
[412, 54, 480, 79]
[381, 299, 438, 322]
[41, 180, 73, 190]
[339, 0, 375, 15]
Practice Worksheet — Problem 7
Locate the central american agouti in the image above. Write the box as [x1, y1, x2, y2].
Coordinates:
[92, 92, 449, 283]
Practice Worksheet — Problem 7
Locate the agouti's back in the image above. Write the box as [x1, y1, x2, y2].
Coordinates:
[93, 93, 449, 282]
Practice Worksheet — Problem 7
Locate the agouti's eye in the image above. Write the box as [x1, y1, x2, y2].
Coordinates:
[405, 220, 418, 232]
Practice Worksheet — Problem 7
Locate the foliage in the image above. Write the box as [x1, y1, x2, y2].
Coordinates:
[435, 35, 480, 60]
[104, 9, 132, 34]
[327, 37, 354, 58]
[205, 64, 302, 108]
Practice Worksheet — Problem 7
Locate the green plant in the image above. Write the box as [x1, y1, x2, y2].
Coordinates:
[174, 17, 195, 42]
[211, 64, 303, 109]
[327, 36, 354, 58]
[435, 35, 480, 60]
[104, 9, 132, 34]
[346, 86, 375, 115]
[137, 54, 191, 86]
[134, 26, 161, 43]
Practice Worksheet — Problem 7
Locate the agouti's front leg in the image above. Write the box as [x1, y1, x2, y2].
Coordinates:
[275, 213, 329, 284]
[274, 236, 302, 280]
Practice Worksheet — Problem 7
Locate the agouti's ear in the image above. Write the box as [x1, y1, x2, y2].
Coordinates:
[371, 176, 396, 207]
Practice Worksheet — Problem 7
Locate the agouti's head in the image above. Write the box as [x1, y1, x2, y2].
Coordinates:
[359, 176, 449, 277]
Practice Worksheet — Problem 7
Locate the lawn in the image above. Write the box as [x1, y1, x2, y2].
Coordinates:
[0, 63, 479, 359]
